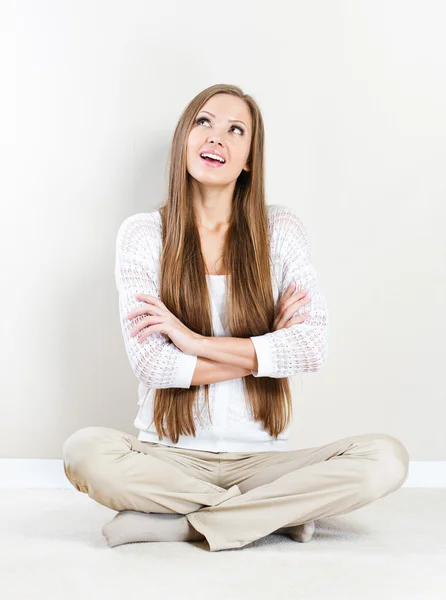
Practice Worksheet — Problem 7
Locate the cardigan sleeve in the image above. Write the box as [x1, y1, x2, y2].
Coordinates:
[249, 207, 329, 378]
[115, 215, 198, 389]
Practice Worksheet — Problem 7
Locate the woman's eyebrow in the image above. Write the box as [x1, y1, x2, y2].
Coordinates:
[200, 110, 247, 128]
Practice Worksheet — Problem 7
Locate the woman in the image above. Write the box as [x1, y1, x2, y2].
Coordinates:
[62, 83, 409, 552]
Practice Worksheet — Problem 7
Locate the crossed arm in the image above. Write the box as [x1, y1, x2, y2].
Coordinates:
[190, 338, 257, 386]
[115, 208, 328, 390]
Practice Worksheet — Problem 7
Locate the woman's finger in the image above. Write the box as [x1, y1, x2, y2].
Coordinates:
[274, 284, 296, 322]
[127, 304, 163, 320]
[135, 293, 165, 308]
[278, 283, 297, 306]
[276, 311, 310, 331]
[281, 295, 311, 325]
[274, 288, 308, 328]
[283, 313, 310, 328]
[130, 315, 162, 337]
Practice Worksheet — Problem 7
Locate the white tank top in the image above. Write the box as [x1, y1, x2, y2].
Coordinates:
[206, 274, 227, 332]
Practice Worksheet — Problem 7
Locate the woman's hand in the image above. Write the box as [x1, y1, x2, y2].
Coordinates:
[273, 283, 311, 331]
[126, 293, 203, 355]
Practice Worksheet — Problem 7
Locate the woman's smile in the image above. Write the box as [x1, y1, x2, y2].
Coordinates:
[199, 154, 226, 168]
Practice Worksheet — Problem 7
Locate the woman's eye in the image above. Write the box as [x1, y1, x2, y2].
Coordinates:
[231, 124, 244, 135]
[196, 117, 244, 135]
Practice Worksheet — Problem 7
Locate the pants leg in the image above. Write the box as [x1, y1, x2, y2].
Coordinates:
[185, 432, 409, 552]
[62, 426, 241, 514]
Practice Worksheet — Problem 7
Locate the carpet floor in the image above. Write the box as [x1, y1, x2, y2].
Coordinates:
[1, 487, 445, 599]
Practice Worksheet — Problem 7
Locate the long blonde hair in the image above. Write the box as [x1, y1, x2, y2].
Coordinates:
[153, 83, 293, 443]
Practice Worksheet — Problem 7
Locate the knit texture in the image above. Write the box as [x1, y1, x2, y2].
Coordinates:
[249, 207, 329, 378]
[114, 204, 329, 452]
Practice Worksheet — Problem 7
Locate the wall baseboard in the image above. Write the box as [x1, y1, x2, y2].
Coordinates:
[0, 460, 445, 489]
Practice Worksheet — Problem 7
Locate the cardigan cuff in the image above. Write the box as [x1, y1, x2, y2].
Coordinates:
[174, 352, 198, 388]
[249, 334, 274, 378]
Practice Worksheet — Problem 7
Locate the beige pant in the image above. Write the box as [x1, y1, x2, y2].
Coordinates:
[62, 426, 409, 552]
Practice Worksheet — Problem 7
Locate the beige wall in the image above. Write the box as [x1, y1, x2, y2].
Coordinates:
[3, 1, 445, 459]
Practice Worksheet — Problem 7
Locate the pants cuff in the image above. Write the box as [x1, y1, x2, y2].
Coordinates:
[186, 483, 242, 552]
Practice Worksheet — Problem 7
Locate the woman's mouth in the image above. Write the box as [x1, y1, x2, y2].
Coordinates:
[200, 155, 226, 168]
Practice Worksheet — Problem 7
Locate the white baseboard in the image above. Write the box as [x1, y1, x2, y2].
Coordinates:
[0, 460, 445, 489]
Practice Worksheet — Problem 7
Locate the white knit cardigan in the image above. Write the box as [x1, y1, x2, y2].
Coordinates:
[114, 204, 329, 452]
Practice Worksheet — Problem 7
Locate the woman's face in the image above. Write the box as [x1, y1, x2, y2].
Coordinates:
[186, 93, 252, 186]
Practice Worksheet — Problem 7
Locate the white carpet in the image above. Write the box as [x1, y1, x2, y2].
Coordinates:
[2, 487, 445, 599]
